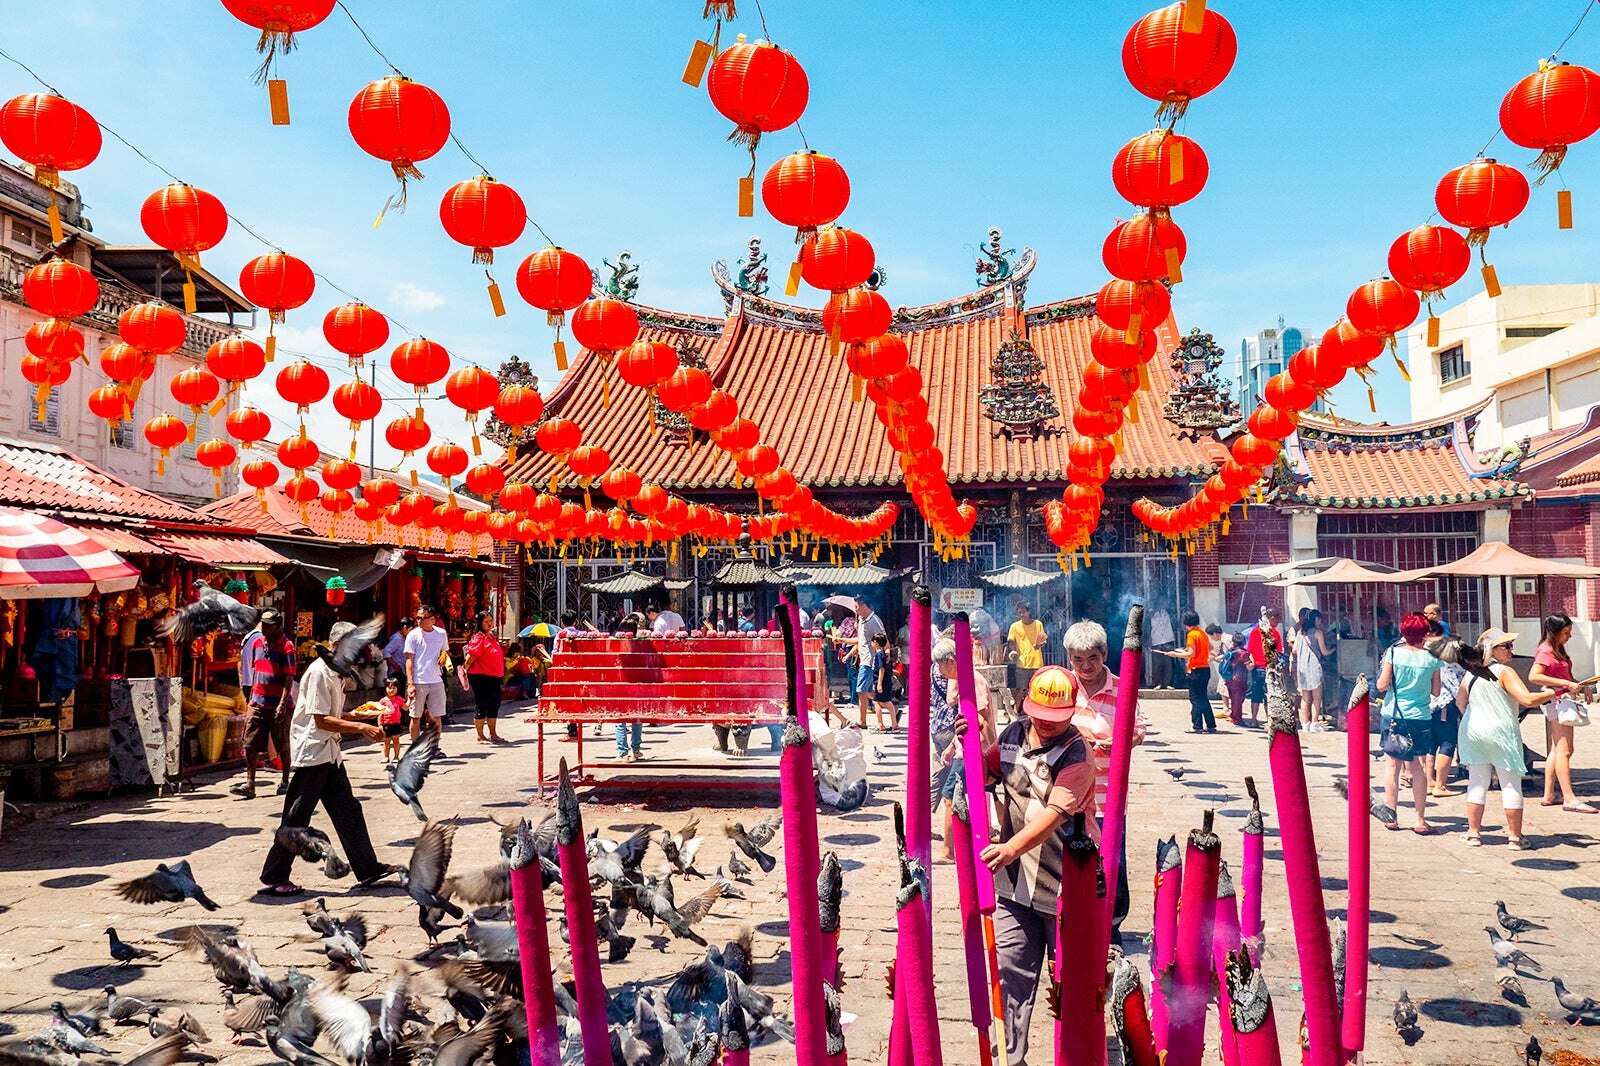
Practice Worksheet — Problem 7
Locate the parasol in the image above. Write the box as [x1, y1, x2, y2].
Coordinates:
[821, 595, 859, 611]
[0, 508, 139, 599]
[520, 621, 559, 639]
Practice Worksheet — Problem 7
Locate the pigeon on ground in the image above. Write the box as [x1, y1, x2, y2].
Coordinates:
[301, 901, 367, 947]
[274, 828, 351, 881]
[41, 1008, 107, 1055]
[461, 917, 519, 961]
[661, 819, 707, 879]
[51, 1002, 104, 1037]
[114, 861, 219, 910]
[1164, 767, 1191, 781]
[712, 868, 746, 901]
[618, 876, 709, 946]
[724, 815, 780, 874]
[596, 908, 636, 963]
[1484, 927, 1541, 973]
[403, 820, 465, 940]
[1332, 775, 1348, 799]
[1554, 976, 1600, 1022]
[1391, 990, 1418, 1035]
[307, 968, 408, 1066]
[266, 1024, 343, 1066]
[159, 582, 260, 643]
[1526, 1035, 1542, 1066]
[725, 851, 752, 883]
[147, 1008, 207, 1044]
[104, 928, 157, 966]
[103, 988, 152, 1026]
[1496, 900, 1547, 940]
[1496, 965, 1527, 1004]
[389, 725, 441, 822]
[221, 990, 277, 1044]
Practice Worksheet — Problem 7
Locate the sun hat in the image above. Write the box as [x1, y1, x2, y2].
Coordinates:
[1022, 665, 1080, 723]
[1477, 627, 1517, 649]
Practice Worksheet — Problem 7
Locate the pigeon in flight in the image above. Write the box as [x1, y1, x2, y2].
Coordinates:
[114, 861, 219, 910]
[159, 582, 260, 643]
[724, 814, 781, 874]
[389, 725, 440, 822]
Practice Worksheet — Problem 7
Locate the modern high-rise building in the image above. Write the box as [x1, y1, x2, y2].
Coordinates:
[1236, 318, 1324, 418]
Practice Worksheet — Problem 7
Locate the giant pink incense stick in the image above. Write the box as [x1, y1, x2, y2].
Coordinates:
[1150, 835, 1183, 1055]
[1342, 678, 1372, 1058]
[1167, 810, 1221, 1066]
[889, 802, 942, 1066]
[1224, 949, 1284, 1066]
[1240, 776, 1266, 961]
[950, 784, 994, 1065]
[507, 818, 560, 1066]
[1108, 958, 1161, 1066]
[818, 850, 848, 1066]
[1098, 605, 1145, 964]
[1213, 863, 1243, 1066]
[952, 612, 1003, 1041]
[1053, 813, 1108, 1066]
[905, 585, 934, 883]
[552, 760, 610, 1065]
[777, 590, 828, 1066]
[1263, 633, 1340, 1066]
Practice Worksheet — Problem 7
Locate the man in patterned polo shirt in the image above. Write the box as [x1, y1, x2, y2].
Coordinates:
[234, 609, 294, 800]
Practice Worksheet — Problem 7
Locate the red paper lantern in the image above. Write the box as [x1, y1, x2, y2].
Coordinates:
[87, 385, 131, 423]
[707, 41, 809, 149]
[1263, 372, 1316, 413]
[1287, 344, 1345, 392]
[195, 437, 237, 470]
[322, 302, 389, 367]
[170, 366, 221, 420]
[277, 432, 320, 471]
[384, 414, 431, 458]
[493, 384, 544, 428]
[1090, 323, 1157, 369]
[1102, 212, 1187, 283]
[534, 417, 582, 456]
[332, 380, 382, 430]
[143, 414, 187, 473]
[284, 474, 319, 506]
[570, 299, 641, 355]
[1095, 278, 1172, 338]
[822, 289, 892, 344]
[1068, 436, 1115, 482]
[426, 443, 469, 483]
[515, 246, 591, 363]
[438, 175, 527, 263]
[1231, 433, 1280, 469]
[320, 489, 354, 516]
[713, 417, 760, 452]
[566, 444, 611, 479]
[101, 342, 151, 384]
[600, 467, 642, 501]
[799, 227, 875, 292]
[1346, 278, 1421, 344]
[846, 334, 910, 380]
[242, 459, 279, 491]
[1122, 4, 1237, 121]
[238, 252, 314, 325]
[1082, 362, 1135, 409]
[226, 406, 273, 448]
[617, 341, 679, 388]
[275, 358, 330, 414]
[220, 0, 336, 120]
[119, 302, 186, 354]
[445, 365, 500, 418]
[0, 93, 101, 182]
[762, 150, 850, 241]
[1073, 407, 1123, 438]
[362, 477, 400, 507]
[1320, 317, 1385, 370]
[1111, 129, 1208, 208]
[881, 365, 925, 405]
[140, 184, 227, 265]
[657, 367, 713, 412]
[24, 321, 81, 369]
[1435, 158, 1530, 245]
[689, 390, 739, 433]
[321, 458, 362, 492]
[464, 463, 506, 498]
[347, 76, 451, 189]
[1499, 61, 1600, 178]
[1386, 225, 1471, 300]
[22, 258, 98, 319]
[206, 337, 267, 389]
[390, 338, 450, 397]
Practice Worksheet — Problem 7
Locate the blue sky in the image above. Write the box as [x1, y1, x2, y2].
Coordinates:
[6, 0, 1600, 465]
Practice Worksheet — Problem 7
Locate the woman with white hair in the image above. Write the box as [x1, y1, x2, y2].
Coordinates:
[1452, 630, 1556, 849]
[931, 635, 996, 862]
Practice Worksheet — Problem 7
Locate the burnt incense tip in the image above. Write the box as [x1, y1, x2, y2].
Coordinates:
[1225, 949, 1273, 1034]
[1201, 809, 1215, 834]
[953, 610, 970, 624]
[1244, 775, 1258, 804]
[1189, 810, 1220, 851]
[1265, 687, 1299, 741]
[950, 781, 970, 823]
[779, 580, 798, 601]
[1108, 957, 1141, 1035]
[554, 760, 581, 844]
[507, 817, 538, 870]
[1156, 835, 1182, 873]
[911, 584, 932, 607]
[1348, 674, 1371, 709]
[781, 720, 810, 750]
[817, 851, 842, 934]
[1124, 603, 1145, 650]
[1216, 861, 1236, 900]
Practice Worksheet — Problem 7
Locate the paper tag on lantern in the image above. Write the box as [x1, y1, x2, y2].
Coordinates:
[553, 340, 569, 371]
[1481, 262, 1502, 298]
[1164, 247, 1183, 284]
[471, 434, 482, 457]
[47, 195, 64, 245]
[207, 396, 227, 418]
[264, 333, 277, 363]
[268, 79, 290, 125]
[1126, 398, 1141, 424]
[785, 259, 803, 297]
[410, 469, 420, 487]
[1137, 361, 1151, 390]
[487, 278, 507, 317]
[1558, 188, 1574, 230]
[1182, 0, 1207, 32]
[737, 177, 755, 218]
[683, 39, 714, 86]
[1169, 141, 1183, 184]
[1426, 315, 1440, 347]
[182, 279, 198, 315]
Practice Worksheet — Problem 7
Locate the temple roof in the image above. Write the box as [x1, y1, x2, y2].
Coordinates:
[504, 267, 1223, 495]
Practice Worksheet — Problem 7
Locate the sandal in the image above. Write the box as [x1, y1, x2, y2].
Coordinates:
[1540, 799, 1561, 806]
[1462, 833, 1482, 847]
[1384, 821, 1403, 831]
[257, 882, 303, 897]
[1413, 825, 1436, 836]
[1507, 837, 1527, 851]
[1563, 803, 1599, 814]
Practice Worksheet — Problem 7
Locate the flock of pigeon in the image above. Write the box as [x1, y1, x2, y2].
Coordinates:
[0, 723, 802, 1066]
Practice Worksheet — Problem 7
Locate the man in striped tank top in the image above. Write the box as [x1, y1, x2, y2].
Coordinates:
[1064, 620, 1147, 951]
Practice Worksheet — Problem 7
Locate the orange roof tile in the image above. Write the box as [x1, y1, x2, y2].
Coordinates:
[1281, 417, 1530, 510]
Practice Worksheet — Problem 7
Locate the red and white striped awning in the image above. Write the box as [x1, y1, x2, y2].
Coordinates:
[0, 507, 141, 599]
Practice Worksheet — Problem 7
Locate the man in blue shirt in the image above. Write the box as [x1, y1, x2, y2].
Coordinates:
[383, 618, 413, 694]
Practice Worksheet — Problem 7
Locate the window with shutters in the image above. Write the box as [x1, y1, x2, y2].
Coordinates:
[1438, 343, 1469, 385]
[180, 418, 208, 462]
[27, 385, 61, 437]
[110, 419, 136, 450]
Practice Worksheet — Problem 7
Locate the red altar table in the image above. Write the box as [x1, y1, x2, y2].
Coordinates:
[529, 633, 828, 789]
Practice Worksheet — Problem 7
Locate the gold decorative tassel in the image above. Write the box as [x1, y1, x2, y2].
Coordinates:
[1126, 398, 1141, 424]
[601, 378, 611, 408]
[1138, 361, 1151, 390]
[554, 340, 568, 370]
[1392, 350, 1412, 382]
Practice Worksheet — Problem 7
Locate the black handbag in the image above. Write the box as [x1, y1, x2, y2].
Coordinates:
[1380, 725, 1413, 760]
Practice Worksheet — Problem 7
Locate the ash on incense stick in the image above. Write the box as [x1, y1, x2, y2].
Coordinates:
[1243, 777, 1264, 835]
[1225, 950, 1274, 1033]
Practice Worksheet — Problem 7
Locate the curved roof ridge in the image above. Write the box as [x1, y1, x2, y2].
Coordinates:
[1296, 392, 1491, 440]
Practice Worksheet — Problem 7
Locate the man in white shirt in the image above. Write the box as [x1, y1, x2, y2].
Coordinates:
[405, 605, 451, 740]
[258, 621, 395, 897]
[850, 600, 887, 728]
[647, 603, 686, 635]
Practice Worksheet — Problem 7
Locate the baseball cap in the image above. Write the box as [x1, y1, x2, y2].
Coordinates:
[1022, 665, 1080, 723]
[259, 608, 283, 625]
[1478, 627, 1517, 649]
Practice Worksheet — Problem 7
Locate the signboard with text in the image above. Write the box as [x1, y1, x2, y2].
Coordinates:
[938, 587, 984, 612]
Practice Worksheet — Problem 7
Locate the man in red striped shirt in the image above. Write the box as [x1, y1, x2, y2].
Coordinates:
[1064, 619, 1146, 951]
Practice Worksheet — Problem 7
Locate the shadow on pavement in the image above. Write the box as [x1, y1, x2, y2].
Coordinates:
[5, 819, 258, 873]
[1416, 996, 1522, 1027]
[1370, 944, 1451, 969]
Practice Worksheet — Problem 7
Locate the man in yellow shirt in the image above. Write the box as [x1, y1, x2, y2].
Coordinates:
[1006, 598, 1047, 717]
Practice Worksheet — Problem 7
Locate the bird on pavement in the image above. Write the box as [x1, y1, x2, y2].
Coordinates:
[41, 1008, 107, 1055]
[0, 1034, 187, 1066]
[300, 901, 367, 947]
[147, 1008, 207, 1045]
[588, 828, 653, 886]
[1391, 990, 1418, 1036]
[159, 582, 259, 643]
[1496, 965, 1527, 1005]
[1553, 976, 1600, 1024]
[1484, 927, 1541, 973]
[104, 928, 157, 967]
[266, 1024, 342, 1066]
[1332, 775, 1348, 799]
[102, 988, 152, 1026]
[1496, 900, 1547, 940]
[183, 925, 257, 992]
[51, 1002, 104, 1037]
[389, 725, 441, 822]
[307, 968, 409, 1066]
[725, 851, 752, 883]
[221, 990, 277, 1044]
[724, 815, 780, 874]
[314, 925, 371, 974]
[1164, 767, 1191, 781]
[1526, 1035, 1542, 1066]
[114, 862, 219, 910]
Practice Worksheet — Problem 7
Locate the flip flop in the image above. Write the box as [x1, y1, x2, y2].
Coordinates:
[257, 882, 303, 897]
[1540, 799, 1562, 807]
[1563, 804, 1599, 814]
[1413, 825, 1436, 836]
[1384, 822, 1403, 831]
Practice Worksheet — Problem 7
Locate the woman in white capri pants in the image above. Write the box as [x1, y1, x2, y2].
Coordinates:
[1451, 630, 1556, 851]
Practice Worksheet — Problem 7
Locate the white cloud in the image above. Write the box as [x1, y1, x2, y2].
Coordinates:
[388, 282, 445, 313]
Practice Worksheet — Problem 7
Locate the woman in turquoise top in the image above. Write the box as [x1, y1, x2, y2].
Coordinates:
[1376, 612, 1443, 833]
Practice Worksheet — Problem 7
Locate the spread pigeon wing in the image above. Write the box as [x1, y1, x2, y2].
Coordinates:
[119, 1034, 189, 1066]
[409, 822, 457, 893]
[745, 813, 782, 849]
[308, 983, 372, 1064]
[332, 616, 386, 671]
[445, 862, 511, 906]
[115, 871, 177, 905]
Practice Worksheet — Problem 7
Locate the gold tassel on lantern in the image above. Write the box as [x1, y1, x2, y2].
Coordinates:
[1392, 349, 1412, 383]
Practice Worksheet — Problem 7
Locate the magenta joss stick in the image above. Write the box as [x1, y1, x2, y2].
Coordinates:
[552, 760, 611, 1065]
[905, 586, 934, 880]
[888, 802, 942, 1066]
[1166, 811, 1222, 1066]
[950, 786, 994, 1064]
[1150, 835, 1183, 1054]
[1108, 958, 1161, 1066]
[1053, 813, 1108, 1066]
[818, 851, 849, 1066]
[1097, 605, 1145, 964]
[776, 590, 829, 1066]
[1240, 776, 1266, 961]
[1224, 949, 1284, 1066]
[1212, 863, 1243, 1066]
[507, 818, 560, 1066]
[1342, 678, 1372, 1058]
[952, 613, 996, 912]
[1262, 634, 1341, 1066]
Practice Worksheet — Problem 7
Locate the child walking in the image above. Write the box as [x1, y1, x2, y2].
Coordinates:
[353, 677, 409, 765]
[870, 633, 896, 732]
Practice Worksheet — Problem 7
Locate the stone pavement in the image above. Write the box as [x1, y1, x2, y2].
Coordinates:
[1, 694, 1598, 1065]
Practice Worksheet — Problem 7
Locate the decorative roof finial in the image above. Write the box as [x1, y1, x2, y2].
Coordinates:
[600, 250, 639, 302]
[735, 237, 769, 297]
[975, 227, 1016, 286]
